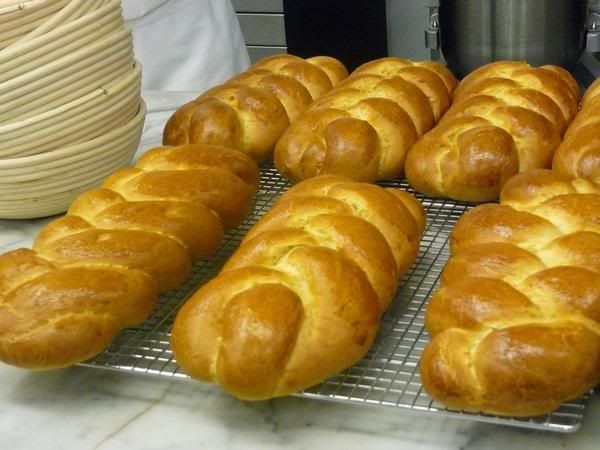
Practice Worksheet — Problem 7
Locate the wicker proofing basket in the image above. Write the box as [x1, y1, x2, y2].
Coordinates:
[0, 1, 124, 83]
[13, 0, 109, 45]
[0, 100, 146, 219]
[0, 61, 142, 158]
[0, 0, 69, 49]
[0, 37, 133, 122]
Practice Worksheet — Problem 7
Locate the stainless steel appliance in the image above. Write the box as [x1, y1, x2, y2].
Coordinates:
[423, 0, 600, 77]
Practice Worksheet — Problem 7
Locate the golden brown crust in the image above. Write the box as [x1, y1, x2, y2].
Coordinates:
[0, 249, 158, 370]
[406, 61, 579, 202]
[305, 56, 350, 85]
[70, 191, 223, 260]
[235, 73, 313, 123]
[541, 65, 582, 104]
[553, 77, 600, 183]
[217, 283, 305, 397]
[406, 116, 521, 202]
[416, 60, 459, 94]
[172, 176, 425, 400]
[0, 144, 259, 370]
[420, 169, 600, 416]
[35, 223, 192, 292]
[274, 58, 458, 182]
[273, 108, 380, 183]
[163, 54, 348, 162]
[352, 59, 452, 120]
[582, 77, 600, 109]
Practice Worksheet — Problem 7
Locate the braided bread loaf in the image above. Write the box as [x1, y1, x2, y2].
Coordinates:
[420, 169, 600, 417]
[553, 77, 600, 182]
[405, 61, 580, 202]
[163, 54, 348, 162]
[171, 175, 425, 400]
[273, 57, 457, 183]
[0, 144, 259, 369]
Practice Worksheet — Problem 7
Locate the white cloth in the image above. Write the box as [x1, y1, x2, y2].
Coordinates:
[122, 0, 250, 92]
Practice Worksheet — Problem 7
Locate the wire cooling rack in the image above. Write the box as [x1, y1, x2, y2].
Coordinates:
[81, 164, 591, 434]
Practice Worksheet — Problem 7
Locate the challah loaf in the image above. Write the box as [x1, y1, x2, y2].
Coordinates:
[553, 77, 600, 182]
[163, 54, 348, 162]
[171, 175, 425, 400]
[0, 144, 259, 369]
[405, 61, 580, 202]
[273, 57, 457, 182]
[420, 169, 600, 417]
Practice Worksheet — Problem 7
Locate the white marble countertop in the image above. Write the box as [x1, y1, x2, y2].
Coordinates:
[1, 91, 598, 450]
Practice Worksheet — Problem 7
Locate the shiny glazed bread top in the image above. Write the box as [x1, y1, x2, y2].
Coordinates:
[0, 144, 259, 370]
[405, 61, 580, 202]
[553, 76, 600, 182]
[163, 54, 348, 162]
[171, 175, 426, 400]
[273, 57, 458, 182]
[420, 169, 600, 417]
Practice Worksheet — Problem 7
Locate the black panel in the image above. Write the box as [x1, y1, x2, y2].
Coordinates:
[283, 0, 387, 71]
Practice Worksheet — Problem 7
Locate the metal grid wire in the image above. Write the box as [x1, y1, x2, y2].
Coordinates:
[81, 164, 591, 433]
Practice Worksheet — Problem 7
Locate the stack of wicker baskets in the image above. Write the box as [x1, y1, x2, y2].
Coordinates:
[0, 0, 144, 219]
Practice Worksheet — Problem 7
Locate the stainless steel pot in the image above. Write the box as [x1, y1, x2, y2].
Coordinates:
[435, 0, 588, 77]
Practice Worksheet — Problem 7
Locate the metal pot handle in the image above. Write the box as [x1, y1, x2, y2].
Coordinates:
[588, 0, 600, 52]
[423, 0, 440, 60]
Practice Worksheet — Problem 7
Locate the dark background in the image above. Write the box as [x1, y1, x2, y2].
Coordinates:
[283, 0, 388, 71]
